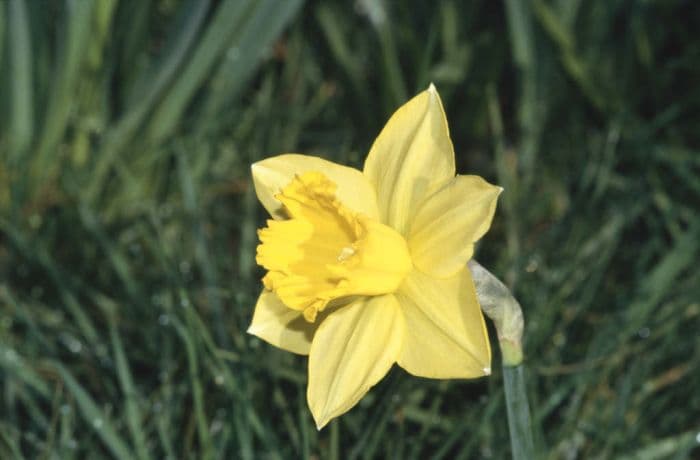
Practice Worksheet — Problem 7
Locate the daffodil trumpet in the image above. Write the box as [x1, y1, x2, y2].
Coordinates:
[248, 84, 502, 429]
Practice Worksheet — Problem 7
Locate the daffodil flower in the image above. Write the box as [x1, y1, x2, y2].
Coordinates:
[248, 85, 502, 429]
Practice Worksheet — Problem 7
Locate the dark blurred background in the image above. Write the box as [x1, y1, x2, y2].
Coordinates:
[1, 0, 699, 458]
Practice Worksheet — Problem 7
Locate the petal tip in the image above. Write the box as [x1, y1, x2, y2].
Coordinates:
[315, 418, 328, 431]
[427, 83, 440, 104]
[250, 161, 272, 188]
[310, 404, 331, 430]
[483, 366, 492, 375]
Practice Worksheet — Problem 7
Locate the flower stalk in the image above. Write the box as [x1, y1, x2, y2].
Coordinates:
[468, 260, 535, 459]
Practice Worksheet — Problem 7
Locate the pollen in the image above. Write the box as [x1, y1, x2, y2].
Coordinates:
[256, 171, 412, 322]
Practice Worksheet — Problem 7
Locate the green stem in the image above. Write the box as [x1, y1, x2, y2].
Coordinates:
[502, 364, 535, 460]
[468, 260, 536, 458]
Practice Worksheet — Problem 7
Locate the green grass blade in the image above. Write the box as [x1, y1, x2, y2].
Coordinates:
[378, 23, 408, 106]
[32, 0, 95, 181]
[623, 218, 700, 334]
[555, 0, 582, 28]
[155, 411, 176, 460]
[0, 2, 5, 82]
[0, 425, 26, 460]
[145, 0, 255, 144]
[77, 205, 140, 299]
[100, 295, 152, 460]
[532, 0, 606, 111]
[504, 0, 535, 70]
[0, 344, 51, 399]
[7, 0, 34, 158]
[176, 148, 227, 345]
[123, 0, 210, 110]
[617, 430, 699, 460]
[199, 0, 305, 125]
[486, 85, 520, 286]
[0, 285, 49, 349]
[85, 0, 211, 203]
[503, 0, 542, 190]
[315, 3, 364, 99]
[0, 218, 100, 346]
[172, 315, 212, 459]
[52, 363, 135, 460]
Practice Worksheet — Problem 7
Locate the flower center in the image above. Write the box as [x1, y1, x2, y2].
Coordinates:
[256, 171, 412, 322]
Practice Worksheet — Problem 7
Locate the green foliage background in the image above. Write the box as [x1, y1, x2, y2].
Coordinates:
[1, 0, 699, 458]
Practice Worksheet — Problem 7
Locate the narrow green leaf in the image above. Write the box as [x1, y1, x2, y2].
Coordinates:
[77, 205, 140, 299]
[0, 218, 100, 345]
[53, 363, 135, 460]
[503, 0, 542, 189]
[554, 0, 582, 28]
[617, 430, 699, 460]
[486, 85, 520, 286]
[377, 21, 408, 107]
[315, 4, 361, 90]
[146, 0, 256, 144]
[155, 411, 176, 460]
[172, 314, 212, 459]
[33, 0, 95, 180]
[624, 219, 700, 333]
[0, 425, 26, 460]
[0, 345, 51, 399]
[432, 393, 502, 460]
[0, 2, 5, 79]
[200, 0, 305, 125]
[86, 0, 211, 203]
[101, 296, 152, 460]
[532, 0, 606, 110]
[7, 0, 34, 157]
[176, 148, 227, 345]
[123, 0, 210, 112]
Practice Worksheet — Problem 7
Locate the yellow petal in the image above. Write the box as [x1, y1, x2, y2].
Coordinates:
[363, 84, 455, 235]
[307, 294, 403, 429]
[247, 289, 317, 355]
[251, 154, 380, 220]
[408, 175, 502, 278]
[396, 268, 491, 378]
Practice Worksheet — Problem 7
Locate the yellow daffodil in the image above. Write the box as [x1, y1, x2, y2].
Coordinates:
[248, 84, 502, 429]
